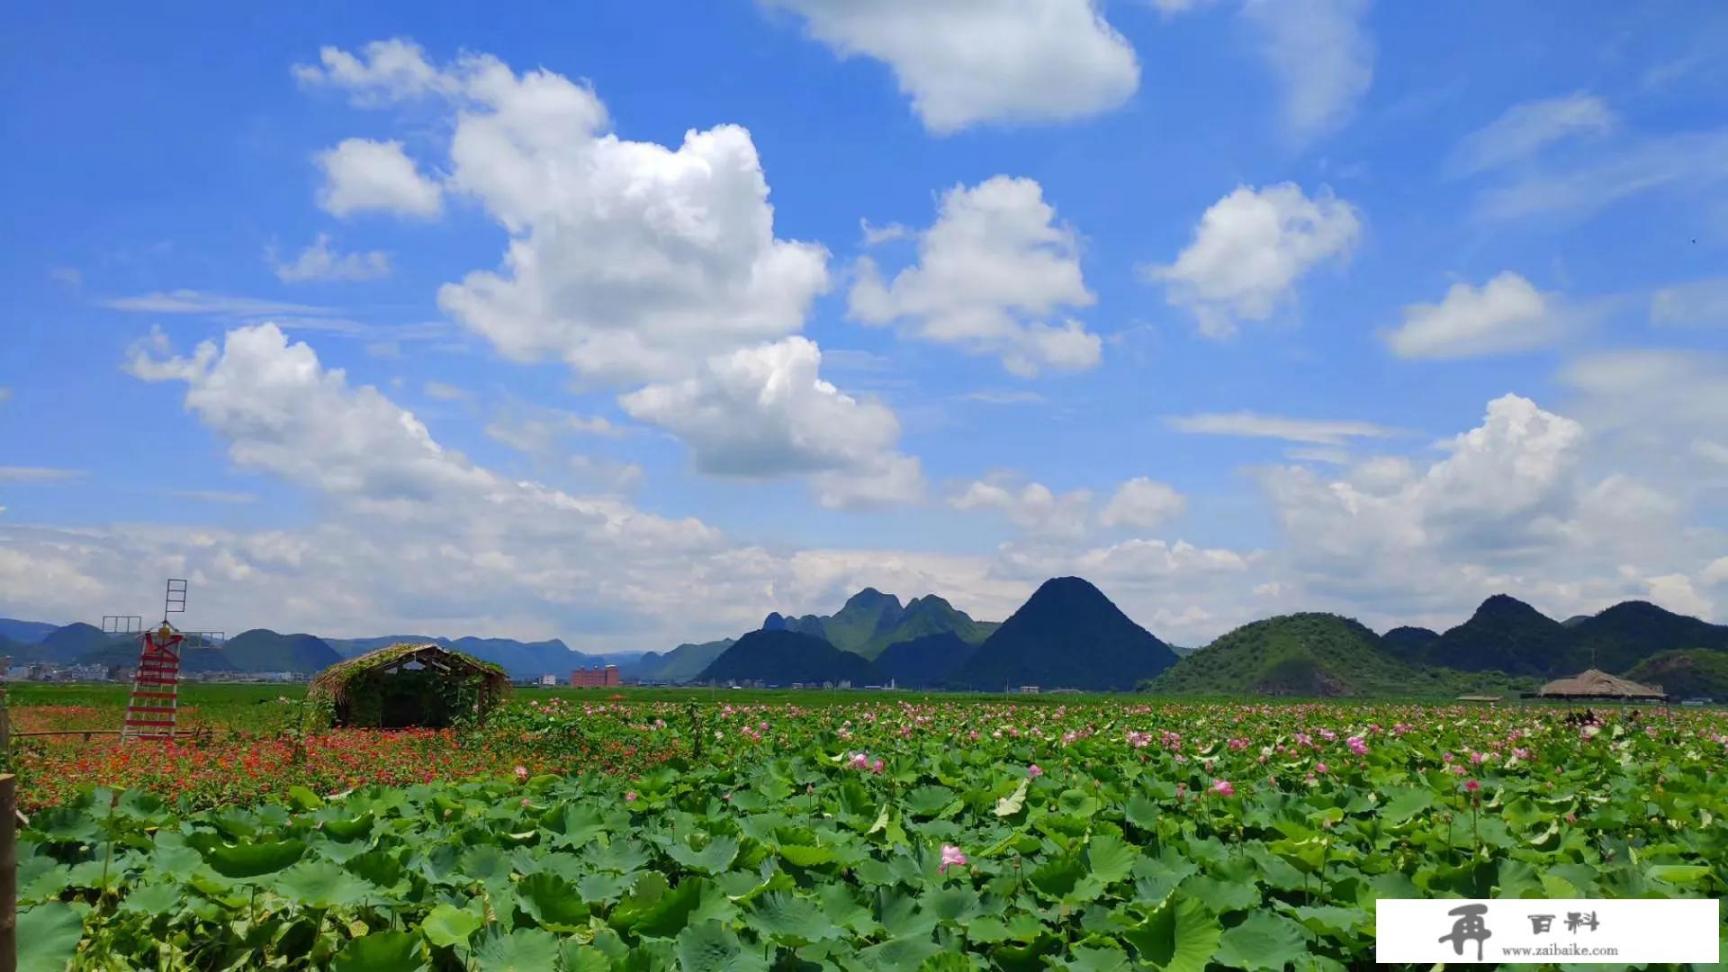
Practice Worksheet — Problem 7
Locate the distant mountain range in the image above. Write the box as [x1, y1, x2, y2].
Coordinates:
[695, 577, 1176, 692]
[5, 584, 1725, 695]
[1147, 613, 1530, 697]
[762, 588, 997, 659]
[1414, 595, 1728, 678]
[631, 639, 734, 683]
[699, 630, 880, 686]
[0, 621, 640, 679]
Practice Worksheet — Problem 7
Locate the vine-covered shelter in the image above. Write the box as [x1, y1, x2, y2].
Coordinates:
[309, 643, 509, 728]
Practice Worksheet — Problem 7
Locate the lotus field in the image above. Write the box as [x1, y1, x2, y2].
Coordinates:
[15, 694, 1728, 969]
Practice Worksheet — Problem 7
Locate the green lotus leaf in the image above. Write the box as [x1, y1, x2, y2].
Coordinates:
[473, 928, 560, 971]
[1123, 896, 1220, 972]
[18, 903, 84, 972]
[331, 931, 427, 972]
[199, 838, 306, 879]
[419, 902, 484, 948]
[516, 871, 592, 931]
[1215, 912, 1308, 972]
[276, 861, 380, 909]
[665, 834, 740, 874]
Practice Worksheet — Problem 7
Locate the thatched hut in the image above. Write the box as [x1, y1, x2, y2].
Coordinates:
[1535, 668, 1666, 702]
[309, 643, 509, 728]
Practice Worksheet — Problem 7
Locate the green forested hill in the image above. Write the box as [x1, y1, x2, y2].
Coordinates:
[1624, 649, 1728, 700]
[1147, 613, 1533, 697]
[954, 577, 1177, 691]
[697, 630, 881, 686]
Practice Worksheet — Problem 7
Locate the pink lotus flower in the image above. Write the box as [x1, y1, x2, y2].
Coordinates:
[1314, 762, 1329, 775]
[871, 758, 885, 774]
[1211, 779, 1235, 797]
[938, 844, 968, 873]
[625, 790, 638, 802]
[1346, 736, 1368, 756]
[514, 765, 528, 782]
[1464, 779, 1480, 793]
[1027, 764, 1044, 778]
[850, 752, 870, 771]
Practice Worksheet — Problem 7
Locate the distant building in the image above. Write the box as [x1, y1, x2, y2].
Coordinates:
[1016, 685, 1041, 695]
[538, 674, 558, 686]
[570, 665, 621, 688]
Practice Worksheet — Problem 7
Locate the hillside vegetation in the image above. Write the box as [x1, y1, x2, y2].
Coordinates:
[1623, 649, 1728, 700]
[1147, 613, 1534, 697]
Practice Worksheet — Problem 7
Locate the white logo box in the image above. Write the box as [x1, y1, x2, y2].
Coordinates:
[1375, 898, 1721, 965]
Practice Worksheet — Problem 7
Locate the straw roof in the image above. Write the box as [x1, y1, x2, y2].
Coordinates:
[309, 642, 508, 706]
[1537, 668, 1665, 700]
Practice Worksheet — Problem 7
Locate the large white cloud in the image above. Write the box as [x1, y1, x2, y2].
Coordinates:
[761, 0, 1139, 133]
[1384, 272, 1564, 359]
[850, 176, 1101, 376]
[619, 337, 920, 497]
[1145, 183, 1360, 338]
[1258, 393, 1723, 625]
[294, 40, 923, 504]
[301, 41, 829, 386]
[314, 138, 443, 219]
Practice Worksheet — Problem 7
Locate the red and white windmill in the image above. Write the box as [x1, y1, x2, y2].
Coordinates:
[114, 580, 223, 741]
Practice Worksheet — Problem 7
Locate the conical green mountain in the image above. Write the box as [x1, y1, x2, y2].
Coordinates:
[1570, 601, 1728, 674]
[953, 577, 1176, 691]
[219, 629, 342, 673]
[697, 630, 880, 686]
[39, 622, 115, 663]
[820, 588, 906, 654]
[1421, 594, 1577, 676]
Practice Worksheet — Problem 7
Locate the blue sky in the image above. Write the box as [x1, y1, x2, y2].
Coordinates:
[3, 1, 1726, 650]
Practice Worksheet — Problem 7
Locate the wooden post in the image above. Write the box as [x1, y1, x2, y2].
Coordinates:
[0, 773, 15, 972]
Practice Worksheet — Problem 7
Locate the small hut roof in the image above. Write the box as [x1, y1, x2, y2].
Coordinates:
[1537, 668, 1665, 700]
[309, 642, 508, 705]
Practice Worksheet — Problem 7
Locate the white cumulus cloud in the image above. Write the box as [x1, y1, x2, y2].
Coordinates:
[1145, 183, 1360, 338]
[1384, 272, 1564, 359]
[621, 337, 922, 502]
[314, 138, 442, 219]
[850, 176, 1100, 376]
[761, 0, 1139, 133]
